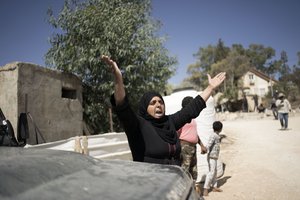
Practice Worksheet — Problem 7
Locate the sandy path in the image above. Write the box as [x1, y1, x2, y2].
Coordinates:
[204, 114, 300, 200]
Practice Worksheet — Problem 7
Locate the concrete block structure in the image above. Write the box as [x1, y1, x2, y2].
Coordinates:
[0, 62, 83, 144]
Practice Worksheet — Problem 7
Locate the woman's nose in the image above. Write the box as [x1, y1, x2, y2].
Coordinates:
[156, 102, 164, 108]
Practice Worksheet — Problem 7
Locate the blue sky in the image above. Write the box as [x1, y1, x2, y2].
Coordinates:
[1, 0, 299, 85]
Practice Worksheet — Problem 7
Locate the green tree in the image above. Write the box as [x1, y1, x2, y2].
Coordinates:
[278, 50, 290, 76]
[211, 49, 251, 99]
[185, 40, 300, 110]
[185, 61, 203, 90]
[215, 38, 230, 62]
[185, 45, 214, 90]
[289, 66, 300, 92]
[186, 41, 248, 96]
[245, 44, 275, 73]
[185, 39, 230, 90]
[46, 0, 177, 133]
[184, 41, 282, 109]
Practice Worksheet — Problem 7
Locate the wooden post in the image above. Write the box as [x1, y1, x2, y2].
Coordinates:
[82, 136, 89, 155]
[74, 136, 82, 153]
[109, 107, 113, 132]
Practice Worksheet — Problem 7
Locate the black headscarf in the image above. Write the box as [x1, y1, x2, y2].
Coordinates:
[138, 91, 177, 144]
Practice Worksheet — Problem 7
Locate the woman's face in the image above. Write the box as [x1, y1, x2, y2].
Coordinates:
[147, 96, 165, 119]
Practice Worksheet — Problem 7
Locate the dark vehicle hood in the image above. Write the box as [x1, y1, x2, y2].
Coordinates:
[0, 147, 198, 200]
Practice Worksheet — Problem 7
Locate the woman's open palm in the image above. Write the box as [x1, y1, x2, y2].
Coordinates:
[207, 72, 226, 89]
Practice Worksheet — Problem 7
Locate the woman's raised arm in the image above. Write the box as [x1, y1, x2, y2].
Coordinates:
[101, 55, 125, 105]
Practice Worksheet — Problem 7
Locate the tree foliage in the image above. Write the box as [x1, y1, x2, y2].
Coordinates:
[185, 39, 230, 90]
[211, 50, 251, 99]
[245, 44, 275, 72]
[46, 0, 177, 133]
[184, 39, 300, 107]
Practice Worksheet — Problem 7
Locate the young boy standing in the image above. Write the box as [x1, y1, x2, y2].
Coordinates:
[203, 121, 223, 196]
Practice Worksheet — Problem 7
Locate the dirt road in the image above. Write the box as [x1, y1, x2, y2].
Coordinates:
[205, 113, 300, 200]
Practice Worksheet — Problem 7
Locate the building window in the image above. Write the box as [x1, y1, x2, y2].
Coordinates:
[260, 88, 266, 96]
[62, 87, 77, 99]
[249, 74, 255, 85]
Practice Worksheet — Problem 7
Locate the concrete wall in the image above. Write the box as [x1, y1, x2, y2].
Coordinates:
[0, 62, 83, 144]
[0, 63, 19, 132]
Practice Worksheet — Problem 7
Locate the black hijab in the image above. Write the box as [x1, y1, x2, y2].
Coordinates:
[138, 91, 177, 144]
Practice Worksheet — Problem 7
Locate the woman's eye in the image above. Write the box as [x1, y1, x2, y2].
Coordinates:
[149, 99, 164, 105]
[150, 101, 156, 105]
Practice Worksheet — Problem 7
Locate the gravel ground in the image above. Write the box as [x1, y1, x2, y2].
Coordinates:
[203, 113, 300, 200]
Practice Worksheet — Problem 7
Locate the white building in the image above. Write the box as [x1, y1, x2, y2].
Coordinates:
[242, 68, 277, 97]
[241, 68, 277, 111]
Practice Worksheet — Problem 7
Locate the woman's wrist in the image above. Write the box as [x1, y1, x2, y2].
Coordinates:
[199, 85, 215, 101]
[207, 84, 215, 92]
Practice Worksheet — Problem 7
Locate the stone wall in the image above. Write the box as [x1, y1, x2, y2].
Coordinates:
[0, 62, 83, 144]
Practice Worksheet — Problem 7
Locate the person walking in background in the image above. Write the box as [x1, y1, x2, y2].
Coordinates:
[101, 55, 226, 166]
[203, 121, 223, 196]
[271, 90, 278, 120]
[177, 96, 207, 194]
[276, 93, 291, 130]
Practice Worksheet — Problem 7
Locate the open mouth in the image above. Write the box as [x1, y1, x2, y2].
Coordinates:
[154, 110, 164, 118]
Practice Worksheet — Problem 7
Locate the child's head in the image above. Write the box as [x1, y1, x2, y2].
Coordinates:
[181, 96, 193, 108]
[213, 121, 223, 134]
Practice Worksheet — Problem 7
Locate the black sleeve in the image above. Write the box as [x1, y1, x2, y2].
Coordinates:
[110, 94, 139, 138]
[169, 95, 206, 130]
[110, 94, 145, 161]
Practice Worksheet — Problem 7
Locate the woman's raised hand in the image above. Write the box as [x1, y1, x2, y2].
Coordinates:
[207, 72, 226, 89]
[100, 55, 125, 105]
[199, 72, 226, 102]
[100, 55, 122, 79]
